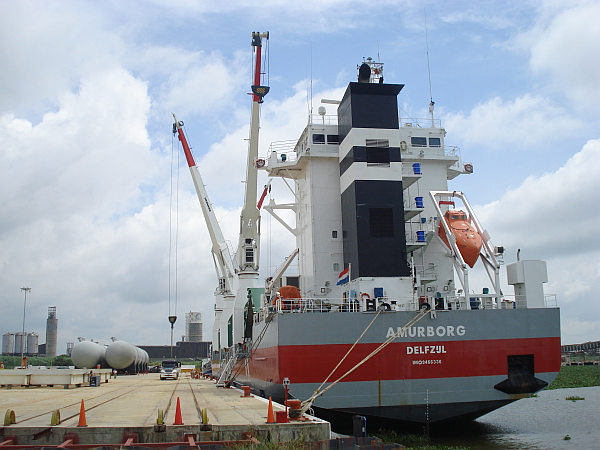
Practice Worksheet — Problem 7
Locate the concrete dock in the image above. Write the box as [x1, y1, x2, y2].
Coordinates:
[0, 373, 330, 447]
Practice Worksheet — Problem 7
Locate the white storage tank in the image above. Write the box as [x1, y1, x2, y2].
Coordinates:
[105, 341, 136, 369]
[14, 332, 26, 356]
[134, 347, 142, 369]
[26, 333, 39, 355]
[71, 341, 106, 369]
[2, 333, 15, 355]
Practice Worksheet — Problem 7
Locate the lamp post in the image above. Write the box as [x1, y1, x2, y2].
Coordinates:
[20, 287, 31, 366]
[168, 315, 177, 358]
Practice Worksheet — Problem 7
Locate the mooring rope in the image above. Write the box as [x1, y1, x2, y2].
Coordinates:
[301, 308, 430, 412]
[313, 308, 383, 396]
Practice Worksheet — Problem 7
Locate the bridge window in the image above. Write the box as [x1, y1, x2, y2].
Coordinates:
[411, 137, 427, 147]
[429, 137, 441, 147]
[312, 134, 325, 144]
[366, 139, 389, 148]
[327, 134, 339, 144]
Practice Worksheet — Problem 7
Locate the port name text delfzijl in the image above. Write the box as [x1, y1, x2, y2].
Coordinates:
[386, 325, 466, 338]
[407, 345, 447, 355]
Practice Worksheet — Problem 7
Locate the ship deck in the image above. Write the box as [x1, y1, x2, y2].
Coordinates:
[0, 372, 330, 447]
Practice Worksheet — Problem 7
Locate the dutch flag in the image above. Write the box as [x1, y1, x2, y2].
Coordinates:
[337, 266, 350, 285]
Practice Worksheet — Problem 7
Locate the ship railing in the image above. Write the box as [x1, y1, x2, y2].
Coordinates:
[544, 294, 558, 307]
[413, 264, 438, 282]
[217, 344, 251, 362]
[400, 117, 442, 128]
[261, 293, 559, 316]
[445, 145, 460, 157]
[309, 114, 338, 125]
[462, 294, 505, 310]
[491, 294, 558, 309]
[445, 146, 463, 170]
[265, 141, 299, 167]
[268, 140, 297, 153]
[270, 297, 422, 314]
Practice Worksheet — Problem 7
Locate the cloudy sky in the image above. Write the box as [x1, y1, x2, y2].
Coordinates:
[1, 0, 599, 353]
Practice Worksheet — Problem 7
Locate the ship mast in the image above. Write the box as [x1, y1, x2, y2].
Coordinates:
[237, 31, 269, 274]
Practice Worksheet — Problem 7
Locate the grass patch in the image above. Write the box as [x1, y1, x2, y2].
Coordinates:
[565, 396, 585, 402]
[547, 365, 600, 389]
[375, 429, 468, 449]
[0, 355, 72, 369]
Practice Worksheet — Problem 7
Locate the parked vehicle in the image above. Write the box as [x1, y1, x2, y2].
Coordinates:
[159, 359, 180, 380]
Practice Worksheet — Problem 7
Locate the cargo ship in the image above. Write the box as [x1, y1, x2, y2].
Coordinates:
[173, 32, 561, 425]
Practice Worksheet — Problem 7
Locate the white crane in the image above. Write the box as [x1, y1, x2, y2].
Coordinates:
[173, 31, 270, 351]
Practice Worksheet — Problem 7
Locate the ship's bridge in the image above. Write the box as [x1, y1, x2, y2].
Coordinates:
[264, 121, 340, 178]
[397, 120, 466, 180]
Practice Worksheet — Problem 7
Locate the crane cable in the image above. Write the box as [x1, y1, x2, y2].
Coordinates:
[301, 308, 430, 413]
[168, 133, 181, 318]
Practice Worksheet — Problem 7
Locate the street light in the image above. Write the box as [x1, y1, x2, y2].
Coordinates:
[168, 315, 177, 358]
[20, 287, 31, 366]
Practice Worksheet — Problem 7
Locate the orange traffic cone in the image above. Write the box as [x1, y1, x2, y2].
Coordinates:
[77, 399, 87, 427]
[173, 397, 184, 425]
[266, 396, 275, 423]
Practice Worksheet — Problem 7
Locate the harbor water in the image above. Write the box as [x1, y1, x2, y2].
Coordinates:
[430, 386, 600, 449]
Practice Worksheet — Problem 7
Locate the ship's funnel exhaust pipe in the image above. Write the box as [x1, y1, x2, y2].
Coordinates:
[358, 63, 371, 83]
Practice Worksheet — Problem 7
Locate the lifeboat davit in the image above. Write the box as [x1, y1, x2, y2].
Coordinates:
[438, 210, 482, 268]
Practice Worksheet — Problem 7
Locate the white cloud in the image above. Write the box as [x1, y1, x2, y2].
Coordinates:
[0, 2, 124, 115]
[477, 139, 600, 257]
[517, 2, 600, 111]
[156, 50, 248, 118]
[0, 69, 154, 224]
[444, 94, 582, 150]
[0, 67, 171, 349]
[476, 139, 600, 343]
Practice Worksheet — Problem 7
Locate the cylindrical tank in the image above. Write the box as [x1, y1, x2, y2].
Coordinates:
[105, 341, 136, 369]
[2, 333, 15, 355]
[26, 333, 39, 355]
[71, 341, 106, 369]
[186, 312, 203, 342]
[14, 332, 26, 356]
[133, 347, 142, 370]
[142, 349, 149, 370]
[46, 307, 58, 357]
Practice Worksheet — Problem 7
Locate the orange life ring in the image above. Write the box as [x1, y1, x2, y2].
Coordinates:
[361, 293, 370, 301]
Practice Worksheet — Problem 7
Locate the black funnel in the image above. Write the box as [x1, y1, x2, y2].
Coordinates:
[358, 63, 371, 83]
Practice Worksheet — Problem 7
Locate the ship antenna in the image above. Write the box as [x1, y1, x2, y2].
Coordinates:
[310, 41, 313, 123]
[425, 9, 435, 127]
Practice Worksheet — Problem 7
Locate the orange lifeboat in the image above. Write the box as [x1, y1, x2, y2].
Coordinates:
[438, 210, 482, 268]
[272, 285, 301, 310]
